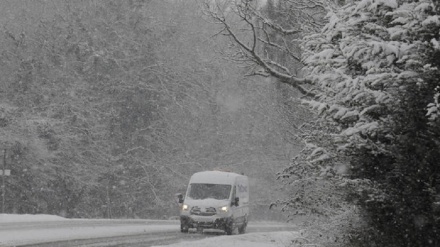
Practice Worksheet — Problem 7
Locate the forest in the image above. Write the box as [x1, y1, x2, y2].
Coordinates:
[0, 0, 301, 220]
[1, 0, 439, 246]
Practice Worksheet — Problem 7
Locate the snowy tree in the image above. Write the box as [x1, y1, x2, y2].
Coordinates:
[301, 0, 440, 246]
[0, 0, 298, 221]
[205, 0, 440, 245]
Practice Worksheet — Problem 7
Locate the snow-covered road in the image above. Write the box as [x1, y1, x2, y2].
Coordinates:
[0, 214, 302, 247]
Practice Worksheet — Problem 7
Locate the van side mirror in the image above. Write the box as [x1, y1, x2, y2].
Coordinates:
[232, 197, 239, 207]
[175, 193, 184, 204]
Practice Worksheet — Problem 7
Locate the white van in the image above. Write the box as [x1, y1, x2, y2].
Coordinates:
[177, 171, 249, 235]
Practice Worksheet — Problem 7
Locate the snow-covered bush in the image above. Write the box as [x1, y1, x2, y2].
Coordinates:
[273, 118, 366, 246]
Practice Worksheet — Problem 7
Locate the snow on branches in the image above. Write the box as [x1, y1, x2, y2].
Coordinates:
[427, 86, 440, 121]
[302, 0, 440, 154]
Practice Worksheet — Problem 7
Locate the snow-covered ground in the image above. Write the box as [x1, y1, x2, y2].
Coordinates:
[0, 213, 66, 222]
[152, 231, 301, 247]
[0, 214, 177, 246]
[0, 214, 301, 247]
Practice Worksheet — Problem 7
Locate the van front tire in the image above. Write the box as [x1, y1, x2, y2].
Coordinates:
[225, 222, 234, 235]
[180, 224, 189, 233]
[224, 218, 235, 235]
[238, 223, 247, 234]
[225, 226, 233, 235]
[238, 217, 248, 234]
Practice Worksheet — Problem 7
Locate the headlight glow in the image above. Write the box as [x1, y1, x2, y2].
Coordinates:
[182, 204, 189, 211]
[220, 206, 229, 212]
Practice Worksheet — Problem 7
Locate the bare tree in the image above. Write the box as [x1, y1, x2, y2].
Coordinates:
[200, 0, 328, 97]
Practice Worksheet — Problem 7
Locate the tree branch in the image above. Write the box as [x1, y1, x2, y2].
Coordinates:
[203, 0, 315, 97]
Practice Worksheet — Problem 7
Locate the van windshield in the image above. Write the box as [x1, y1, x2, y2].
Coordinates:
[187, 183, 231, 200]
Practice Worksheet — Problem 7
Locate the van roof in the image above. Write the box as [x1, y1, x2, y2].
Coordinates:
[189, 171, 245, 184]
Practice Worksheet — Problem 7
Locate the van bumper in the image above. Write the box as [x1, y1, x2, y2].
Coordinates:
[180, 215, 232, 230]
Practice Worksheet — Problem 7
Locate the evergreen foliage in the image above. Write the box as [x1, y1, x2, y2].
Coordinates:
[203, 0, 440, 245]
[301, 0, 440, 245]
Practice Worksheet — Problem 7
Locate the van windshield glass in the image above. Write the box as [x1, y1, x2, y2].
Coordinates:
[187, 183, 231, 200]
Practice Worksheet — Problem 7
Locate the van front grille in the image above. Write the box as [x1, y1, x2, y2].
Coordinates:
[190, 206, 216, 216]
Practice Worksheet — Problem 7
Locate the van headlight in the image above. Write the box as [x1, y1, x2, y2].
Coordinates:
[182, 204, 189, 211]
[219, 205, 229, 213]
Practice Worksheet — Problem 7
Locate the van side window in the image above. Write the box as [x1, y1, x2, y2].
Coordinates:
[231, 186, 236, 201]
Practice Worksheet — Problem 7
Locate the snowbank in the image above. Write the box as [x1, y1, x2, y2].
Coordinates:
[0, 213, 66, 222]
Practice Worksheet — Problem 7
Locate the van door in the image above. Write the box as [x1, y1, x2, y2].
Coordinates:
[235, 177, 249, 229]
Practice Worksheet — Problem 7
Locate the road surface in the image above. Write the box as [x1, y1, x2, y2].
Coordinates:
[0, 219, 297, 247]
